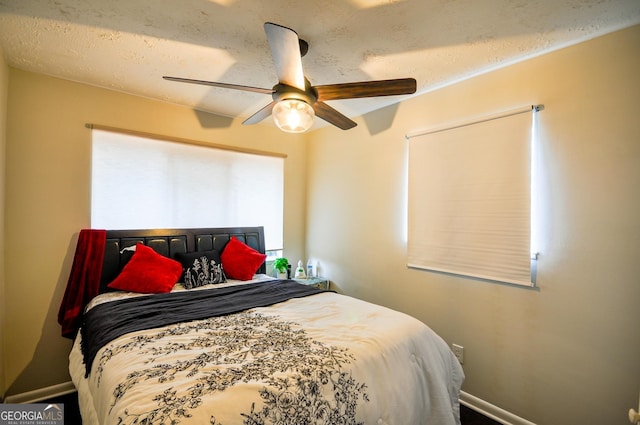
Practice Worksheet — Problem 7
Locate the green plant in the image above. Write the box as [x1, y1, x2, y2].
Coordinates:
[272, 257, 289, 273]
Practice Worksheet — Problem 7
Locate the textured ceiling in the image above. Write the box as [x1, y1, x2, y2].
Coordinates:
[0, 0, 639, 130]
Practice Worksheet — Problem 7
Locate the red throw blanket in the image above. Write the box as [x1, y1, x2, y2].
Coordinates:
[57, 229, 106, 339]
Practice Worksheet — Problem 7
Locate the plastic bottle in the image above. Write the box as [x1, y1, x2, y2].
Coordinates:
[294, 260, 306, 278]
[306, 259, 314, 279]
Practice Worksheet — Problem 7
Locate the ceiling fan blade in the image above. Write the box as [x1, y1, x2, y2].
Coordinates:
[163, 76, 273, 95]
[314, 78, 417, 101]
[242, 101, 276, 125]
[313, 101, 357, 130]
[264, 22, 306, 91]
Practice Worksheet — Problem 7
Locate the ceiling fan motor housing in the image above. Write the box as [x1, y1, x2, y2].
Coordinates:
[271, 82, 317, 106]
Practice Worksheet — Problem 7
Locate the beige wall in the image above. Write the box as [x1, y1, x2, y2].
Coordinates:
[307, 25, 640, 425]
[3, 69, 308, 395]
[0, 46, 7, 400]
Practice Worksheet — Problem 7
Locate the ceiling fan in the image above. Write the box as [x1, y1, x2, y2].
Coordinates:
[163, 22, 417, 133]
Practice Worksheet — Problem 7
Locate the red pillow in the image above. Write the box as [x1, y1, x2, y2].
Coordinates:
[108, 243, 182, 293]
[220, 237, 267, 280]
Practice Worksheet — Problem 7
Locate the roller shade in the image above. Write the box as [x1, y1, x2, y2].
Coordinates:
[91, 129, 284, 251]
[407, 106, 539, 286]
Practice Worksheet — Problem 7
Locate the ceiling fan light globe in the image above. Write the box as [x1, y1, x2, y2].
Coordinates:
[273, 99, 315, 133]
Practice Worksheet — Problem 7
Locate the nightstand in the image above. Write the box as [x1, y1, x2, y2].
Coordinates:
[293, 277, 329, 290]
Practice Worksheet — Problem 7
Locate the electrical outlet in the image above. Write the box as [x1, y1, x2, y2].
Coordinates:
[452, 344, 464, 364]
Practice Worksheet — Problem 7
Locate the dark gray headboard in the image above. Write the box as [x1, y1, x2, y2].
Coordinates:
[99, 226, 266, 293]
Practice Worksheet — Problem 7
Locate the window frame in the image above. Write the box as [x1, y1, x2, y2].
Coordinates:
[405, 106, 542, 287]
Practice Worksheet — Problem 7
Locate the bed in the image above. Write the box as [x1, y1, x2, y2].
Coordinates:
[67, 226, 465, 425]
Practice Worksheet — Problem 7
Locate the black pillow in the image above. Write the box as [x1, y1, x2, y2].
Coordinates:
[174, 250, 227, 289]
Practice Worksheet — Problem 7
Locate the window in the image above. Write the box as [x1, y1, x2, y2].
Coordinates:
[91, 129, 284, 251]
[406, 106, 541, 286]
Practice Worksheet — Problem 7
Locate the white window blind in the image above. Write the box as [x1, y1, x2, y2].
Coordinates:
[407, 106, 539, 286]
[91, 129, 284, 251]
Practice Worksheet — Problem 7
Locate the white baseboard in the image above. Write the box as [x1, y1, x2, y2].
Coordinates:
[3, 381, 76, 404]
[460, 391, 537, 425]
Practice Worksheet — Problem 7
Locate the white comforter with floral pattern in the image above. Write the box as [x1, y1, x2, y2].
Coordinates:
[69, 278, 464, 425]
